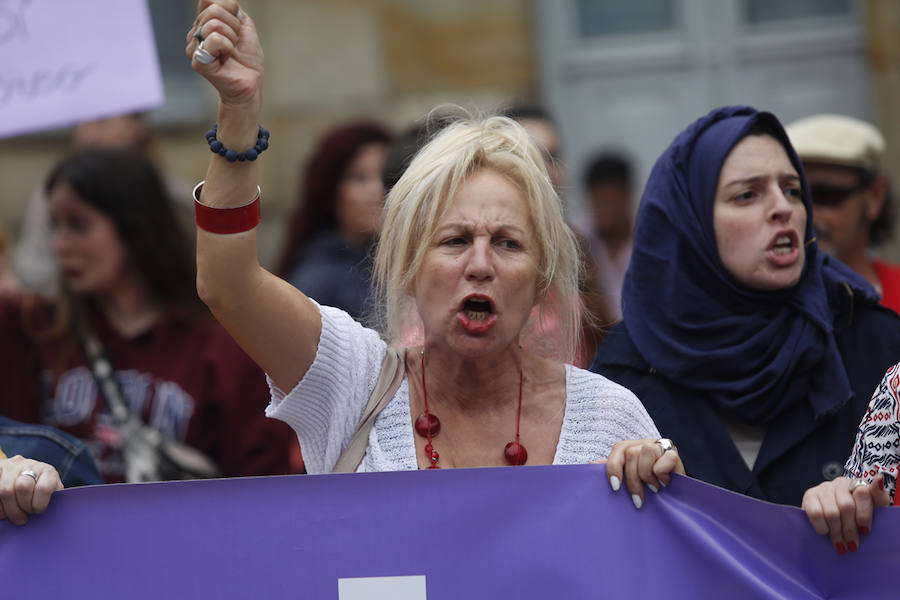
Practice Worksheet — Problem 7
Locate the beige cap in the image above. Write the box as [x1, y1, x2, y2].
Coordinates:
[785, 114, 885, 172]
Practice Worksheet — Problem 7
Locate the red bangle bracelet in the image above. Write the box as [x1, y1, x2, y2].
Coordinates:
[192, 181, 262, 234]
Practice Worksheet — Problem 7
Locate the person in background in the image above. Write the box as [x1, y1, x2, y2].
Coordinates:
[579, 152, 635, 321]
[13, 113, 194, 297]
[590, 106, 900, 507]
[786, 114, 900, 313]
[275, 122, 393, 320]
[0, 149, 294, 483]
[382, 115, 456, 194]
[503, 104, 614, 363]
[501, 104, 565, 192]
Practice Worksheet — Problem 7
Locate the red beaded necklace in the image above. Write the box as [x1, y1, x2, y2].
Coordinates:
[414, 352, 528, 468]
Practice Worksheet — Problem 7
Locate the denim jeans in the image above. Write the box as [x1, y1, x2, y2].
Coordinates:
[0, 416, 103, 487]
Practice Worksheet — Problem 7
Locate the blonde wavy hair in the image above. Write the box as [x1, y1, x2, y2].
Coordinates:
[372, 114, 584, 362]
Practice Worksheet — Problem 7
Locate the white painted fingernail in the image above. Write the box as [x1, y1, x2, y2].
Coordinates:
[647, 484, 659, 494]
[632, 494, 643, 509]
[237, 9, 244, 21]
[659, 479, 668, 488]
[609, 476, 621, 491]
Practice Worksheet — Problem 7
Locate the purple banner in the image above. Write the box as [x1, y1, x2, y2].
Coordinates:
[1, 465, 897, 598]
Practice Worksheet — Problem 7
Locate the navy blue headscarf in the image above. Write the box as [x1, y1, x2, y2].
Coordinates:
[622, 106, 878, 426]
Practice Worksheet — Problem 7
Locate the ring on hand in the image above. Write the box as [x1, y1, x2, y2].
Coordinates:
[655, 438, 676, 453]
[193, 26, 203, 43]
[20, 469, 38, 482]
[849, 477, 868, 492]
[193, 41, 215, 65]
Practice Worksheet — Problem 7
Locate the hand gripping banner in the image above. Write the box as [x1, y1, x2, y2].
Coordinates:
[1, 464, 897, 599]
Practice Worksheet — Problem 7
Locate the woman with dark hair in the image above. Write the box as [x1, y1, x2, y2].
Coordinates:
[590, 106, 900, 509]
[277, 122, 393, 319]
[0, 149, 294, 493]
[45, 149, 199, 315]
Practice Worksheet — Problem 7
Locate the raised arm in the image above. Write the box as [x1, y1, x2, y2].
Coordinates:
[187, 0, 320, 391]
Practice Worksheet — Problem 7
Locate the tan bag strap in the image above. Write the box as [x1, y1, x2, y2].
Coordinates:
[333, 347, 407, 473]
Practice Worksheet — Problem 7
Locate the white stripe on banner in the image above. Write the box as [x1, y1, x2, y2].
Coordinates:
[338, 575, 427, 599]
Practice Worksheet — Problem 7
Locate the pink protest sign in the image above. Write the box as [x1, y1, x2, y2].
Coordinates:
[0, 0, 164, 139]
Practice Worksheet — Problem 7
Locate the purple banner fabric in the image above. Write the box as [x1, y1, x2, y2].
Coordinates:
[1, 465, 896, 598]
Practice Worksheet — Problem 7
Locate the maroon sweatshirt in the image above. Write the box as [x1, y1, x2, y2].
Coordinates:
[0, 299, 297, 482]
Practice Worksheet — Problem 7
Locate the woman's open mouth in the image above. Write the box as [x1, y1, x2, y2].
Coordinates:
[766, 231, 801, 266]
[464, 297, 492, 320]
[458, 295, 497, 334]
[772, 235, 794, 256]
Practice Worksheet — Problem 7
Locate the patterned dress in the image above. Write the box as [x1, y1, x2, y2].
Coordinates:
[844, 363, 900, 501]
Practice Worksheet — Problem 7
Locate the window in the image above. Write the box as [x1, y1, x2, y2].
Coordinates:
[576, 0, 677, 37]
[743, 0, 852, 24]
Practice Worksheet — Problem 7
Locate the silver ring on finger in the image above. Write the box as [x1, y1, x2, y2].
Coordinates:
[194, 25, 203, 43]
[849, 477, 868, 491]
[655, 438, 676, 453]
[20, 469, 38, 482]
[193, 41, 216, 65]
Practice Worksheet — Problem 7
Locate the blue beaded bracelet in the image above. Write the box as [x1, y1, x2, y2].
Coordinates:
[205, 123, 270, 162]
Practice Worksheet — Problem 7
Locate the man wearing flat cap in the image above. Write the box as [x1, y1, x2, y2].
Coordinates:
[787, 114, 900, 313]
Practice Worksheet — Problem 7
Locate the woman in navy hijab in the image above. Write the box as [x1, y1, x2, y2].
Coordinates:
[590, 106, 900, 507]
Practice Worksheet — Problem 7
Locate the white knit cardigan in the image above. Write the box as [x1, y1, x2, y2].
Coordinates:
[267, 305, 659, 474]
